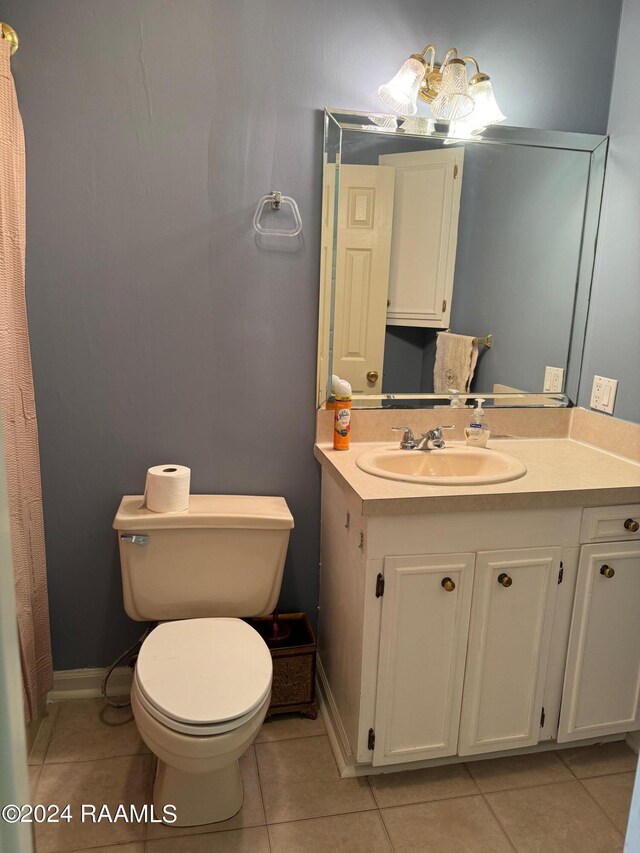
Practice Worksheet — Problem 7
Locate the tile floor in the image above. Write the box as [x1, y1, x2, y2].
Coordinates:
[27, 699, 636, 852]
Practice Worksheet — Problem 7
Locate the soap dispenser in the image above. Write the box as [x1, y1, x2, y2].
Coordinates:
[465, 398, 490, 448]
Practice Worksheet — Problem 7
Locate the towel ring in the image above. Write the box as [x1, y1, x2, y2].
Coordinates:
[253, 191, 302, 237]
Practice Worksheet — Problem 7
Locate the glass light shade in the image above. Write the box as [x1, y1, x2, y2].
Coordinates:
[401, 116, 435, 135]
[443, 119, 481, 142]
[430, 60, 473, 120]
[378, 57, 426, 116]
[441, 60, 470, 95]
[430, 91, 474, 120]
[368, 114, 399, 130]
[469, 77, 506, 125]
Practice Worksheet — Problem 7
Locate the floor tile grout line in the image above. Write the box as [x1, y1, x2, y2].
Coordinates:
[255, 729, 327, 745]
[264, 806, 397, 851]
[264, 806, 380, 827]
[255, 731, 330, 749]
[565, 767, 638, 781]
[375, 805, 397, 852]
[375, 790, 483, 811]
[360, 770, 484, 812]
[468, 776, 578, 796]
[554, 745, 637, 781]
[554, 748, 579, 777]
[39, 751, 152, 768]
[254, 741, 273, 827]
[368, 776, 584, 811]
[143, 756, 157, 842]
[265, 804, 378, 826]
[577, 777, 627, 840]
[480, 792, 519, 853]
[250, 745, 273, 853]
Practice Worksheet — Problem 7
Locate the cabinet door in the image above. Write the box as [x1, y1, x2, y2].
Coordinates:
[380, 148, 464, 329]
[373, 553, 474, 765]
[558, 542, 640, 742]
[458, 548, 561, 756]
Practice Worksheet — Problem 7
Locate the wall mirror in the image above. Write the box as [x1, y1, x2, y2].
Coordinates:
[317, 109, 608, 410]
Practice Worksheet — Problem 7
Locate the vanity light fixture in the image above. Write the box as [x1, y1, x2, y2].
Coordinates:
[378, 44, 505, 129]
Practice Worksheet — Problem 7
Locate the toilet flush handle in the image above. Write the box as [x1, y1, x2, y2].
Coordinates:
[120, 533, 149, 546]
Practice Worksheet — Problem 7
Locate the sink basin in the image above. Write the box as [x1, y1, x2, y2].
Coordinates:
[356, 444, 527, 486]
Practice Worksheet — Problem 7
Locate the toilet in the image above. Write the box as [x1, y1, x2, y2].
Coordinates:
[113, 494, 294, 827]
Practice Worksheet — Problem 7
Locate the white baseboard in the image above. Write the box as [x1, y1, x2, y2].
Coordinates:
[316, 659, 354, 778]
[49, 666, 133, 701]
[626, 731, 640, 754]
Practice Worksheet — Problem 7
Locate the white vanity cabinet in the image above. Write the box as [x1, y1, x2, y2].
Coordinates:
[457, 547, 561, 756]
[373, 553, 474, 765]
[317, 468, 640, 775]
[558, 505, 640, 743]
[318, 472, 580, 769]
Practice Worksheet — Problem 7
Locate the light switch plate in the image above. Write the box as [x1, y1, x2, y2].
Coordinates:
[543, 366, 564, 393]
[590, 375, 618, 414]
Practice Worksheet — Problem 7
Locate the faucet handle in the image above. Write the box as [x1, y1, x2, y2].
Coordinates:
[392, 426, 418, 450]
[421, 425, 455, 437]
[419, 424, 455, 450]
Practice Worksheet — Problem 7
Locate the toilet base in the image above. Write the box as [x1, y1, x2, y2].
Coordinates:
[154, 757, 244, 827]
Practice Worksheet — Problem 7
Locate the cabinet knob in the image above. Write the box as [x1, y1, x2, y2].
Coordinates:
[600, 564, 615, 578]
[366, 370, 379, 384]
[441, 577, 456, 592]
[624, 518, 639, 532]
[497, 573, 513, 587]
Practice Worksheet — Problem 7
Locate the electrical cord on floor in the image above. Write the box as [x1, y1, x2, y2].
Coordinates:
[101, 624, 154, 709]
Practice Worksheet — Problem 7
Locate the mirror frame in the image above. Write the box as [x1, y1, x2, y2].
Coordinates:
[318, 108, 608, 410]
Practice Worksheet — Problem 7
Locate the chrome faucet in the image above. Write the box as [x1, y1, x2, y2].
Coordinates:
[391, 427, 419, 450]
[392, 425, 454, 451]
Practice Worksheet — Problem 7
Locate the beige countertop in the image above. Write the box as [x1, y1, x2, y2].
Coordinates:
[314, 439, 640, 516]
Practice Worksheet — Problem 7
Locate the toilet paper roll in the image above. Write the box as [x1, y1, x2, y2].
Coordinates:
[144, 465, 191, 513]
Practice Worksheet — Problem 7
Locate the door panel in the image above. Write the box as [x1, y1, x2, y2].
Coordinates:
[333, 165, 395, 394]
[558, 542, 640, 742]
[373, 553, 474, 765]
[458, 548, 561, 755]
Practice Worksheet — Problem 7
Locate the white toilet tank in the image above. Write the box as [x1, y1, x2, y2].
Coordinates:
[113, 495, 294, 621]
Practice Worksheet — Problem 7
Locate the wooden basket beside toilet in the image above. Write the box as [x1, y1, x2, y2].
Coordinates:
[247, 612, 317, 718]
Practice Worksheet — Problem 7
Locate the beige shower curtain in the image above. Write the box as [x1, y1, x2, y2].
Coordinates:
[0, 39, 53, 722]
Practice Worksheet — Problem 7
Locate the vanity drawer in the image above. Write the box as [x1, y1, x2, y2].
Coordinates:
[580, 505, 640, 544]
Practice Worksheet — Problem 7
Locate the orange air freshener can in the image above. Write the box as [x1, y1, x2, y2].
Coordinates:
[333, 393, 351, 450]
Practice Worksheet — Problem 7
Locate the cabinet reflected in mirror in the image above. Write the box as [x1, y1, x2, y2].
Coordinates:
[317, 110, 608, 410]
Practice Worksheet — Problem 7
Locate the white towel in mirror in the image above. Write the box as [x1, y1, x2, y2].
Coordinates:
[433, 332, 479, 394]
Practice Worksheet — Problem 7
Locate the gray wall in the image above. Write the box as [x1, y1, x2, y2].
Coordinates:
[0, 0, 622, 669]
[578, 0, 640, 424]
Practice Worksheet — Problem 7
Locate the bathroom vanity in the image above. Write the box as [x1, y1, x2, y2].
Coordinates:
[315, 438, 640, 776]
[313, 111, 640, 777]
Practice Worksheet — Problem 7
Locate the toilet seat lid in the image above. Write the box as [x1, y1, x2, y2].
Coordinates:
[136, 618, 272, 726]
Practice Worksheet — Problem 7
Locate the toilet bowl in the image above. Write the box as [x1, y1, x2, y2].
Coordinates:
[113, 493, 294, 826]
[131, 617, 273, 826]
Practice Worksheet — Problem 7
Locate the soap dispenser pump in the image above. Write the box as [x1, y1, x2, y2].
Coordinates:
[465, 398, 490, 448]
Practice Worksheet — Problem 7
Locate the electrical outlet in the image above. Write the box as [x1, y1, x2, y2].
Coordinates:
[590, 375, 618, 414]
[543, 366, 564, 393]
